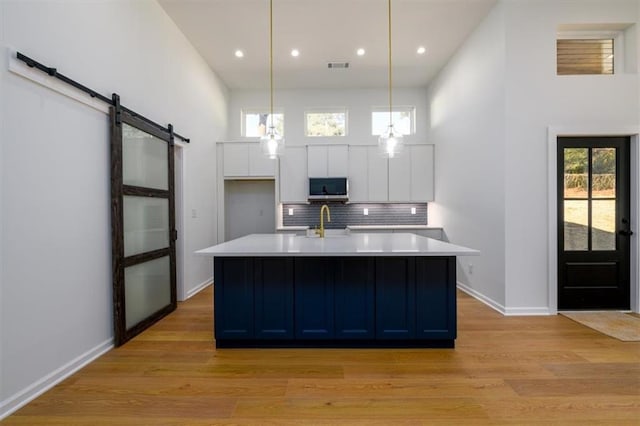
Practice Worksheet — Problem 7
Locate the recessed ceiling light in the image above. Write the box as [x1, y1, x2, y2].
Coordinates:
[234, 50, 244, 58]
[417, 46, 426, 55]
[356, 48, 365, 56]
[291, 49, 300, 57]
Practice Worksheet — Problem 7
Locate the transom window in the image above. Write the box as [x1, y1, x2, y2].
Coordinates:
[557, 38, 614, 75]
[305, 109, 347, 137]
[242, 110, 284, 138]
[371, 106, 415, 136]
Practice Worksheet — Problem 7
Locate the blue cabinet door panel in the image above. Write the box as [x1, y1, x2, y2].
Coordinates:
[294, 258, 334, 339]
[254, 258, 294, 339]
[415, 257, 456, 339]
[334, 257, 375, 339]
[214, 258, 254, 339]
[375, 257, 416, 339]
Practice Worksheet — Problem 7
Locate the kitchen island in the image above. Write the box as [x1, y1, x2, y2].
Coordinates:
[196, 233, 478, 348]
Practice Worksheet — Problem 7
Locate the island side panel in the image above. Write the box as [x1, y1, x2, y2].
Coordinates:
[375, 257, 417, 339]
[294, 258, 335, 339]
[254, 258, 294, 339]
[334, 257, 375, 339]
[415, 256, 457, 339]
[214, 257, 254, 339]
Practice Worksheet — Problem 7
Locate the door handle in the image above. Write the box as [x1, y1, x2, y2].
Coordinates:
[620, 219, 634, 237]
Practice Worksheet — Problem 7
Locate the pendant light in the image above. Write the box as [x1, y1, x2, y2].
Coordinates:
[378, 0, 403, 158]
[260, 0, 284, 159]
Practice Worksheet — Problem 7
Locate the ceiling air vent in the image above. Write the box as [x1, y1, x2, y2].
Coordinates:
[328, 62, 349, 69]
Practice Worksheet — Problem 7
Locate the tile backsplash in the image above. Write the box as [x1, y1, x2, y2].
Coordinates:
[282, 203, 428, 229]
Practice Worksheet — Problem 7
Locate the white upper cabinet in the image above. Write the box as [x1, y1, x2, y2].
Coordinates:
[223, 142, 276, 177]
[348, 144, 434, 202]
[348, 146, 368, 202]
[307, 145, 348, 177]
[388, 153, 411, 202]
[368, 148, 389, 202]
[410, 145, 434, 201]
[279, 146, 308, 202]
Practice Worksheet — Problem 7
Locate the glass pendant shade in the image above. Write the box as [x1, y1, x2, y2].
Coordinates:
[260, 125, 284, 159]
[378, 123, 404, 158]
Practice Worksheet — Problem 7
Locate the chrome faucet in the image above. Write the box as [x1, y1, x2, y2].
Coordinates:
[316, 204, 331, 238]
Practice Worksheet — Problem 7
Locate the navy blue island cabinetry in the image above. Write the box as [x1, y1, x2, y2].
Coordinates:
[213, 255, 457, 348]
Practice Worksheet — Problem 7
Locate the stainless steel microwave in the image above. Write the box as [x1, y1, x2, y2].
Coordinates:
[308, 177, 349, 201]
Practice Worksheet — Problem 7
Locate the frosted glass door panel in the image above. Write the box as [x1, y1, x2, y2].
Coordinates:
[124, 256, 171, 329]
[123, 196, 169, 257]
[123, 123, 168, 190]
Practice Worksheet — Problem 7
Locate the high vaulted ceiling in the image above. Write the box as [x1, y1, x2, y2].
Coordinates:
[158, 0, 496, 90]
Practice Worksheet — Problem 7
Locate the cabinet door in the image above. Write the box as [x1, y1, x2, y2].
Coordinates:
[248, 143, 276, 176]
[214, 258, 254, 339]
[415, 257, 456, 339]
[294, 258, 334, 339]
[348, 146, 368, 202]
[223, 143, 249, 177]
[368, 147, 389, 201]
[410, 145, 434, 201]
[388, 153, 411, 202]
[279, 146, 308, 202]
[334, 257, 375, 339]
[327, 145, 349, 176]
[375, 257, 416, 339]
[307, 145, 328, 177]
[254, 258, 293, 339]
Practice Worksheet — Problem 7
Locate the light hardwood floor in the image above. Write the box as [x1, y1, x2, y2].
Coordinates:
[3, 287, 639, 425]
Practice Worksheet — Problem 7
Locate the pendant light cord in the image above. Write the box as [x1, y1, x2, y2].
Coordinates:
[269, 0, 274, 128]
[388, 0, 393, 128]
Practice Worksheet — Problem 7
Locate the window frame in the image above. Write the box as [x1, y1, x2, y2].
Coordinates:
[371, 106, 416, 136]
[241, 108, 285, 138]
[304, 107, 348, 137]
[556, 30, 625, 76]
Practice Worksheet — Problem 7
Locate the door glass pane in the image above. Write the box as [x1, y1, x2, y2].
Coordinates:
[592, 199, 616, 251]
[124, 196, 169, 257]
[564, 200, 588, 251]
[564, 148, 588, 198]
[123, 123, 168, 190]
[125, 256, 171, 330]
[592, 148, 615, 198]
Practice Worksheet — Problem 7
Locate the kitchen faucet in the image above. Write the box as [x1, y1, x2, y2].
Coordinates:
[316, 204, 331, 238]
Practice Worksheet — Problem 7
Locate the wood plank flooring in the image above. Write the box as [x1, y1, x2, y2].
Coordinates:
[3, 288, 639, 425]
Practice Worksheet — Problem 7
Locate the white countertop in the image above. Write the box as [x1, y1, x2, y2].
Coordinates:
[196, 233, 479, 257]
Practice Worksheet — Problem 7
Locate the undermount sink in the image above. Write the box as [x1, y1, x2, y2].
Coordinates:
[305, 228, 350, 238]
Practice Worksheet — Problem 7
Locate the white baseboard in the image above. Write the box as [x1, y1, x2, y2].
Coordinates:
[0, 338, 113, 420]
[503, 306, 552, 316]
[185, 277, 213, 300]
[457, 282, 552, 316]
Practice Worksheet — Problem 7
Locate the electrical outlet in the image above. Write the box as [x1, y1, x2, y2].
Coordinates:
[288, 208, 294, 216]
[411, 207, 416, 215]
[363, 208, 369, 216]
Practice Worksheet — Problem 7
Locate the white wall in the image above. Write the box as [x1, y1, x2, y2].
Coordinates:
[426, 3, 507, 308]
[229, 87, 429, 146]
[503, 0, 639, 311]
[427, 0, 640, 313]
[0, 0, 228, 417]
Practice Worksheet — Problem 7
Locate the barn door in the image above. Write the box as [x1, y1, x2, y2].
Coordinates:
[110, 106, 177, 346]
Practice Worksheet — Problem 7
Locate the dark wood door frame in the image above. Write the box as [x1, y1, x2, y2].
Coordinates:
[110, 107, 177, 346]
